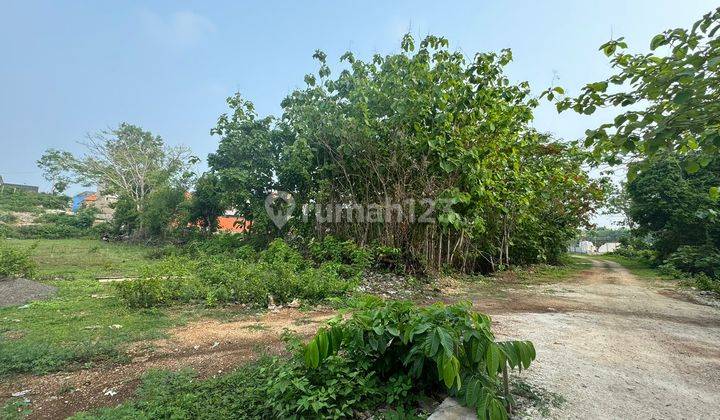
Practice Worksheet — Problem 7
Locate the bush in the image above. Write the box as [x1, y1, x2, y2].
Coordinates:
[664, 245, 720, 279]
[0, 212, 17, 224]
[0, 189, 69, 212]
[115, 257, 206, 307]
[116, 241, 359, 308]
[0, 242, 37, 278]
[303, 299, 535, 419]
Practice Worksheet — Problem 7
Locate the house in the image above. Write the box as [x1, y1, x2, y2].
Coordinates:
[217, 209, 252, 233]
[0, 175, 39, 193]
[72, 191, 117, 223]
[568, 240, 597, 254]
[597, 242, 620, 254]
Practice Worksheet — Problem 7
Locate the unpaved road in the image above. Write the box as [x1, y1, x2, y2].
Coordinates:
[488, 259, 720, 419]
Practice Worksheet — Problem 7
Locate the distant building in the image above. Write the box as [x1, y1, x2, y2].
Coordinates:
[569, 241, 620, 255]
[597, 242, 620, 254]
[217, 209, 251, 233]
[72, 191, 117, 223]
[0, 175, 39, 193]
[569, 240, 597, 254]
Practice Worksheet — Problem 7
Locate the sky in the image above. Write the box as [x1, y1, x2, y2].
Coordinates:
[0, 0, 716, 226]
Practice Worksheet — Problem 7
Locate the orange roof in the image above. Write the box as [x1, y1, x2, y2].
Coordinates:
[217, 216, 251, 233]
[85, 194, 98, 202]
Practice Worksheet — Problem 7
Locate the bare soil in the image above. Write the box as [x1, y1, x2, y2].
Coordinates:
[2, 259, 719, 419]
[0, 308, 335, 419]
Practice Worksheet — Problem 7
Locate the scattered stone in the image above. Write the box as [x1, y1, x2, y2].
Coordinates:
[428, 397, 475, 419]
[102, 388, 117, 397]
[108, 324, 123, 329]
[0, 278, 57, 308]
[287, 299, 301, 308]
[12, 390, 31, 398]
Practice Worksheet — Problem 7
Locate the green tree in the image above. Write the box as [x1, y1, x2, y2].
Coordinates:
[210, 35, 604, 271]
[626, 153, 720, 259]
[548, 7, 720, 198]
[188, 172, 224, 232]
[36, 149, 73, 193]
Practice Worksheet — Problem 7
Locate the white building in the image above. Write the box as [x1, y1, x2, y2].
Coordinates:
[597, 242, 620, 254]
[569, 240, 597, 254]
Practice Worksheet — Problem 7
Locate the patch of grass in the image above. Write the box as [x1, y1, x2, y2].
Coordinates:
[0, 238, 156, 279]
[1, 397, 32, 419]
[0, 239, 235, 377]
[0, 278, 174, 376]
[514, 255, 593, 284]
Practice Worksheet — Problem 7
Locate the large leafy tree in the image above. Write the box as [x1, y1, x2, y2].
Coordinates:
[211, 35, 604, 271]
[548, 7, 720, 198]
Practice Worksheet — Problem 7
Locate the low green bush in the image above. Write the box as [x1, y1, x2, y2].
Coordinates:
[116, 241, 359, 308]
[0, 212, 17, 224]
[0, 242, 37, 278]
[664, 245, 720, 279]
[0, 189, 69, 212]
[75, 301, 533, 419]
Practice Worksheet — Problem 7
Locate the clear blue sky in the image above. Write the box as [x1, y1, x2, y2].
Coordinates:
[0, 0, 715, 224]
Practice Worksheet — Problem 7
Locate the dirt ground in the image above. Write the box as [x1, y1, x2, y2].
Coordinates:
[0, 308, 336, 419]
[2, 259, 719, 419]
[488, 259, 720, 419]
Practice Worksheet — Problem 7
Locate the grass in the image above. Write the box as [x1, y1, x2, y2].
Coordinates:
[513, 255, 594, 284]
[511, 377, 565, 417]
[0, 239, 223, 377]
[2, 238, 156, 279]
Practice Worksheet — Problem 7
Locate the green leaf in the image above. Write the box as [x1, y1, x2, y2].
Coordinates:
[489, 398, 508, 420]
[485, 343, 500, 376]
[304, 339, 320, 368]
[466, 379, 481, 406]
[710, 186, 719, 201]
[441, 354, 459, 388]
[650, 34, 666, 50]
[685, 160, 700, 174]
[436, 327, 454, 357]
[673, 90, 693, 105]
[317, 331, 329, 360]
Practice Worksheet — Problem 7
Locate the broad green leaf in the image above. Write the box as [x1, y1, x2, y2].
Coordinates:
[650, 34, 666, 50]
[485, 343, 500, 376]
[304, 339, 320, 368]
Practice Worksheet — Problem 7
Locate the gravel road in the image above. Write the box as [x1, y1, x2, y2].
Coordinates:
[493, 259, 720, 419]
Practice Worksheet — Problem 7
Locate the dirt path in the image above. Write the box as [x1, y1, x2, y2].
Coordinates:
[0, 308, 335, 419]
[488, 259, 720, 419]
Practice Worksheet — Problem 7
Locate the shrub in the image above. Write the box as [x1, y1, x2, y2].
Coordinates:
[0, 212, 17, 224]
[303, 299, 535, 419]
[116, 243, 359, 308]
[115, 257, 205, 307]
[664, 245, 720, 279]
[0, 242, 37, 278]
[0, 189, 69, 212]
